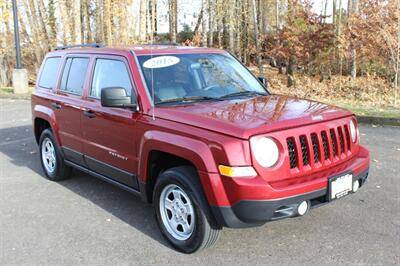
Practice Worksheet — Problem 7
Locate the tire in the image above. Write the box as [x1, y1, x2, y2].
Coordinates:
[153, 166, 221, 253]
[39, 128, 72, 181]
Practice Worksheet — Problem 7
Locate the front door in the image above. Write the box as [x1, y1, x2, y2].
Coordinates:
[81, 55, 140, 189]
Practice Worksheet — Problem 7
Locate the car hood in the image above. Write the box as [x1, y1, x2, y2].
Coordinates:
[154, 94, 353, 139]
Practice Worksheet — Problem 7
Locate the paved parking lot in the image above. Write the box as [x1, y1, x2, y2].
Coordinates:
[1, 98, 399, 265]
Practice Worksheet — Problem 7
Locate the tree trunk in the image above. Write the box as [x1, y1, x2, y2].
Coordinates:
[139, 0, 147, 42]
[47, 0, 57, 46]
[151, 0, 158, 38]
[95, 0, 104, 43]
[24, 0, 43, 70]
[333, 0, 336, 26]
[275, 0, 279, 30]
[119, 0, 128, 45]
[169, 0, 178, 43]
[208, 0, 214, 47]
[194, 7, 203, 35]
[250, 0, 262, 75]
[103, 0, 111, 45]
[323, 0, 328, 23]
[36, 0, 50, 50]
[228, 0, 235, 52]
[287, 56, 296, 87]
[201, 0, 207, 46]
[260, 0, 268, 35]
[395, 0, 400, 106]
[349, 0, 358, 79]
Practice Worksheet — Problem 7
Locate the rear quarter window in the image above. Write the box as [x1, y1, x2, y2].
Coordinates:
[38, 57, 61, 89]
[60, 57, 90, 95]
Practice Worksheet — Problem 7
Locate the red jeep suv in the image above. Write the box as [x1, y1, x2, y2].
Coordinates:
[31, 44, 370, 253]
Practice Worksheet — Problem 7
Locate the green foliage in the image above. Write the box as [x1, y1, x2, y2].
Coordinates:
[178, 24, 194, 43]
[359, 60, 393, 79]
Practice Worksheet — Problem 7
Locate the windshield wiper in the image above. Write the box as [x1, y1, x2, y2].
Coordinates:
[219, 91, 268, 100]
[156, 96, 222, 105]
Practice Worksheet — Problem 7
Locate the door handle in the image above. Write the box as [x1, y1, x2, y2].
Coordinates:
[51, 102, 61, 109]
[83, 110, 96, 118]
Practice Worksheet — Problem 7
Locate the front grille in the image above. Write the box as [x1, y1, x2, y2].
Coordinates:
[287, 138, 297, 169]
[344, 125, 351, 150]
[286, 123, 352, 170]
[338, 127, 345, 154]
[330, 129, 338, 156]
[321, 131, 330, 159]
[299, 135, 309, 166]
[311, 133, 320, 163]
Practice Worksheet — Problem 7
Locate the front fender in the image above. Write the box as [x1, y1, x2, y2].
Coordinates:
[138, 130, 218, 183]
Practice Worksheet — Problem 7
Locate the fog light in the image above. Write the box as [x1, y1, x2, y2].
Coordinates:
[297, 201, 308, 216]
[353, 180, 360, 192]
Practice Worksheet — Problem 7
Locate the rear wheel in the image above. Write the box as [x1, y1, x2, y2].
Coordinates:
[154, 166, 220, 253]
[39, 129, 71, 181]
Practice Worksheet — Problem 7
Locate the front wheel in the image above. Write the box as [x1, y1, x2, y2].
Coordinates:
[154, 166, 220, 253]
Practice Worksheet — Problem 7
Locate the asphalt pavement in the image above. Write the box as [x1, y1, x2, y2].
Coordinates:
[1, 98, 399, 265]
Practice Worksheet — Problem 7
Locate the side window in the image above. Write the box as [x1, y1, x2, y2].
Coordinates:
[60, 57, 89, 95]
[91, 59, 133, 98]
[38, 57, 61, 89]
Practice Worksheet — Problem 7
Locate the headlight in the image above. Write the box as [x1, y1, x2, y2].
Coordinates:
[250, 137, 280, 167]
[349, 120, 357, 143]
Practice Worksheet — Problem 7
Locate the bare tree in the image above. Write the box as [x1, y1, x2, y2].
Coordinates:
[349, 0, 358, 79]
[139, 0, 147, 42]
[275, 0, 279, 30]
[169, 0, 178, 43]
[208, 0, 214, 47]
[228, 0, 235, 52]
[250, 0, 262, 74]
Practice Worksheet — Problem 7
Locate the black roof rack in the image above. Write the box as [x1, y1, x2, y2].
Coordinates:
[145, 42, 180, 46]
[54, 43, 104, 51]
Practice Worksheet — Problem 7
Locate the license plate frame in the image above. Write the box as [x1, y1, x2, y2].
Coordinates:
[328, 172, 353, 201]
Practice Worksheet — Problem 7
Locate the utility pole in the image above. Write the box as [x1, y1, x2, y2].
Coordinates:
[11, 0, 28, 94]
[12, 0, 21, 69]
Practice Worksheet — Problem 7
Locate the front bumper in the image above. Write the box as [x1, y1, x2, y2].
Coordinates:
[211, 168, 369, 228]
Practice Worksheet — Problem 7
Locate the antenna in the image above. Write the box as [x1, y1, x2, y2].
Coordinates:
[150, 20, 155, 121]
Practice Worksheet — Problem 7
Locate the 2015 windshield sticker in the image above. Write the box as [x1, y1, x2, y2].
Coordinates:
[143, 56, 180, 69]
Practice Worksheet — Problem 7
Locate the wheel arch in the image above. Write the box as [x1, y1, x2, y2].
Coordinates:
[32, 105, 61, 145]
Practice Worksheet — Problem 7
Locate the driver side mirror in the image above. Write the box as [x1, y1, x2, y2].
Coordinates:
[258, 76, 268, 88]
[101, 87, 137, 109]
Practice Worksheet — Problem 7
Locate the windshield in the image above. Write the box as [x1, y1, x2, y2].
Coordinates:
[137, 53, 268, 105]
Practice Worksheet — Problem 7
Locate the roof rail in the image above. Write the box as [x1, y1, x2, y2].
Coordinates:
[145, 42, 180, 46]
[54, 43, 104, 51]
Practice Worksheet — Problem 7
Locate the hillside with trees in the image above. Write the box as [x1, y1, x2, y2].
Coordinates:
[0, 0, 399, 113]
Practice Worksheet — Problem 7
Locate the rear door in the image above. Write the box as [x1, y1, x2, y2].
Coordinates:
[81, 55, 140, 189]
[55, 56, 91, 165]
